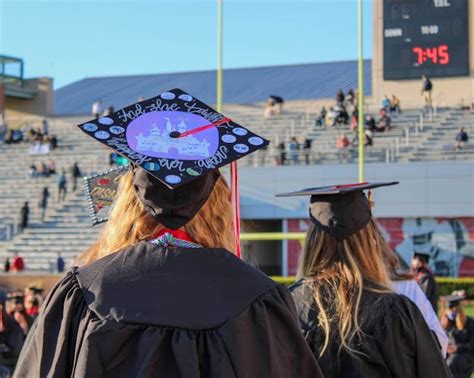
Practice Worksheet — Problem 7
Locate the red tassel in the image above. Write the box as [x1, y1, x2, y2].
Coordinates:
[230, 162, 241, 258]
[368, 190, 375, 208]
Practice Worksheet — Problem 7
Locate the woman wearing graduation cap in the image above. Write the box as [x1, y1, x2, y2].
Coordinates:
[440, 291, 474, 378]
[15, 89, 322, 378]
[278, 182, 451, 377]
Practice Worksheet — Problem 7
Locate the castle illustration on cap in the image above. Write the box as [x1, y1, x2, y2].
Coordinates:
[77, 88, 269, 189]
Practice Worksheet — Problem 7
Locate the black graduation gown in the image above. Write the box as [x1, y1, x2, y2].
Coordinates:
[417, 269, 438, 313]
[290, 279, 452, 378]
[15, 242, 322, 378]
[446, 316, 474, 378]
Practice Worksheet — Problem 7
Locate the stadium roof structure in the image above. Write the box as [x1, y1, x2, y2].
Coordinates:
[54, 59, 372, 115]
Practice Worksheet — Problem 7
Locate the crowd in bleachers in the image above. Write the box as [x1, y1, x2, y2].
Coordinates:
[2, 120, 58, 156]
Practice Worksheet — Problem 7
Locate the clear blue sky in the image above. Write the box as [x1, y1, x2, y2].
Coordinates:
[1, 0, 373, 89]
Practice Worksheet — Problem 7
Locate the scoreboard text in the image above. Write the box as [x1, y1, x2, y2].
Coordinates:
[383, 0, 469, 80]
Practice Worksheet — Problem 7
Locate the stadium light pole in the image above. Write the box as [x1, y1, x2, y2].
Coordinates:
[357, 0, 365, 182]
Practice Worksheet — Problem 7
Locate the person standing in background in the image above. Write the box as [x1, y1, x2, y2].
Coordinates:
[278, 141, 287, 165]
[41, 119, 49, 136]
[3, 258, 10, 273]
[18, 202, 29, 233]
[70, 162, 82, 191]
[38, 187, 49, 222]
[303, 137, 312, 165]
[91, 99, 102, 119]
[412, 251, 438, 313]
[57, 170, 67, 202]
[421, 75, 433, 111]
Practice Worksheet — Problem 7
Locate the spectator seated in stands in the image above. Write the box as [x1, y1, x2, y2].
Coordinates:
[28, 164, 37, 179]
[336, 133, 350, 161]
[330, 104, 349, 126]
[352, 130, 373, 147]
[47, 159, 56, 174]
[326, 108, 338, 127]
[289, 137, 299, 165]
[365, 114, 376, 132]
[278, 141, 287, 165]
[350, 112, 358, 132]
[29, 141, 50, 155]
[49, 135, 58, 149]
[264, 95, 284, 118]
[315, 106, 327, 127]
[381, 95, 391, 113]
[390, 94, 401, 114]
[455, 127, 469, 150]
[376, 110, 391, 132]
[303, 137, 312, 165]
[4, 129, 23, 144]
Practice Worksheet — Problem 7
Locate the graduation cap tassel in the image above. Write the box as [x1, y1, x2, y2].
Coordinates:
[368, 190, 375, 208]
[230, 162, 241, 258]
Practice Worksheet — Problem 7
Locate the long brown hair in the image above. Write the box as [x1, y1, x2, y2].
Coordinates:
[77, 171, 235, 265]
[298, 219, 392, 357]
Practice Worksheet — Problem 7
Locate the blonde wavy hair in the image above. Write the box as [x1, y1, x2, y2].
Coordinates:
[77, 171, 235, 266]
[298, 219, 392, 357]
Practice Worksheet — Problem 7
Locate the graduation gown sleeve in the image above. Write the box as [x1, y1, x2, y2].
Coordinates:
[375, 295, 452, 378]
[217, 285, 323, 378]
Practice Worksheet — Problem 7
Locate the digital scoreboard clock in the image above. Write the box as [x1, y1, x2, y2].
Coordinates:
[383, 0, 469, 80]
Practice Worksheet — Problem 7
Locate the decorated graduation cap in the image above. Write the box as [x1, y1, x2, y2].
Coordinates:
[78, 88, 269, 230]
[83, 166, 128, 225]
[78, 88, 268, 189]
[276, 182, 399, 241]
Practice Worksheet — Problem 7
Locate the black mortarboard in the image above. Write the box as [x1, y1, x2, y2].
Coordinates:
[276, 182, 399, 241]
[26, 286, 44, 295]
[78, 89, 268, 229]
[441, 291, 466, 308]
[83, 167, 128, 225]
[6, 293, 24, 305]
[413, 251, 431, 262]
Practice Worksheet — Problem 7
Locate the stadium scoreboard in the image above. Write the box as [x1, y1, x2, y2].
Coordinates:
[383, 0, 469, 80]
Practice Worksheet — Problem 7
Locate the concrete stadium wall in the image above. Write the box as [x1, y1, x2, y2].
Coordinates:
[5, 78, 54, 119]
[239, 161, 474, 220]
[372, 1, 474, 109]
